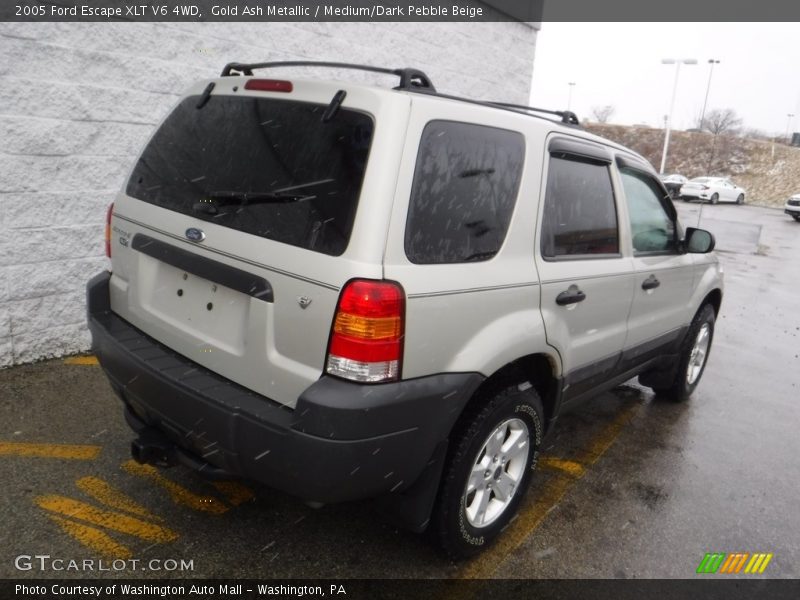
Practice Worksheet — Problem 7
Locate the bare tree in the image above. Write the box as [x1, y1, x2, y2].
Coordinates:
[591, 105, 616, 124]
[699, 108, 743, 136]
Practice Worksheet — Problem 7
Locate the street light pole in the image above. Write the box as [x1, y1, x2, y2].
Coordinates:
[567, 82, 576, 111]
[785, 113, 795, 143]
[659, 58, 697, 175]
[699, 59, 720, 131]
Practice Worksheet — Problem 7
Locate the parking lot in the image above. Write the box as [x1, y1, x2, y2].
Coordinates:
[1, 203, 798, 580]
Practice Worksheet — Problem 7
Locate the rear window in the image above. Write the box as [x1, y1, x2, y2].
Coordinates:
[404, 121, 525, 264]
[126, 95, 374, 256]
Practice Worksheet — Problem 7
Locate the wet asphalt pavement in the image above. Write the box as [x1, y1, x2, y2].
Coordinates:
[1, 203, 798, 580]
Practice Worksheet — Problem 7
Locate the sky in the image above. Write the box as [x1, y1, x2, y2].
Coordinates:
[529, 23, 800, 136]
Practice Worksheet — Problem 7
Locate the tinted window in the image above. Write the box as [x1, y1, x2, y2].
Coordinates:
[126, 96, 374, 256]
[541, 155, 618, 258]
[404, 121, 524, 264]
[619, 168, 676, 254]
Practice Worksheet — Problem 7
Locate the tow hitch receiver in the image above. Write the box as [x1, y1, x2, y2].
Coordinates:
[131, 431, 177, 468]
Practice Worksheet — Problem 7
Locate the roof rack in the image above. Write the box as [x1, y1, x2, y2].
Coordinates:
[220, 61, 436, 92]
[401, 88, 582, 128]
[487, 101, 580, 126]
[218, 60, 578, 128]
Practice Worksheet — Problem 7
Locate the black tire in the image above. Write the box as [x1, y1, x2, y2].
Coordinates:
[654, 304, 716, 402]
[432, 382, 543, 559]
[793, 215, 800, 222]
[736, 194, 744, 205]
[710, 193, 719, 205]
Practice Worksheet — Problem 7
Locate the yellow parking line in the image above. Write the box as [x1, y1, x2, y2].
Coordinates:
[64, 355, 99, 366]
[212, 481, 256, 506]
[122, 460, 229, 514]
[47, 515, 133, 560]
[456, 401, 640, 580]
[36, 495, 178, 543]
[539, 457, 586, 478]
[0, 442, 101, 460]
[76, 476, 161, 521]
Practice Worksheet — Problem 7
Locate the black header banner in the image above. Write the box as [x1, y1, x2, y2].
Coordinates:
[3, 0, 800, 22]
[3, 0, 539, 22]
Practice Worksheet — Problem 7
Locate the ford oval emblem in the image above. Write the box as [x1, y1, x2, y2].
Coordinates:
[185, 227, 205, 243]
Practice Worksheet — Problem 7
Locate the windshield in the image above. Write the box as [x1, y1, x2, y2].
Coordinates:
[126, 95, 374, 256]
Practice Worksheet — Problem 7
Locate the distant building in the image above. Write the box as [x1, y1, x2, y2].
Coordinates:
[791, 132, 800, 147]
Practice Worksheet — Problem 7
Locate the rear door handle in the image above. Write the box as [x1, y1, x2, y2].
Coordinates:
[556, 286, 586, 306]
[642, 275, 661, 290]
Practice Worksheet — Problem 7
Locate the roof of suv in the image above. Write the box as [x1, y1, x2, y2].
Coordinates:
[214, 60, 650, 167]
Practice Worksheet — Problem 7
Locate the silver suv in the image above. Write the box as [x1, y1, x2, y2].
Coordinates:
[86, 61, 723, 558]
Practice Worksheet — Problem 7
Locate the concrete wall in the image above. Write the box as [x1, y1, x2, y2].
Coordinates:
[0, 21, 538, 367]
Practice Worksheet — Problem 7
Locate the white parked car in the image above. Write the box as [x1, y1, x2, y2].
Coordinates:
[680, 177, 746, 204]
[785, 193, 800, 221]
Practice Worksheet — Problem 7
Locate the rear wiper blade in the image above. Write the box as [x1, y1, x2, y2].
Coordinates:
[193, 180, 337, 214]
[206, 190, 315, 204]
[192, 191, 314, 215]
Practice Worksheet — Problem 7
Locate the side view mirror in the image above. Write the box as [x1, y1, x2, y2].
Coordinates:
[685, 227, 715, 253]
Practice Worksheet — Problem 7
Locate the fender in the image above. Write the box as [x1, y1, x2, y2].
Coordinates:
[689, 258, 724, 314]
[443, 307, 563, 378]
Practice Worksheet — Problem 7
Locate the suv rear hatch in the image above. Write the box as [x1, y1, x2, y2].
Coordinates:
[107, 79, 410, 408]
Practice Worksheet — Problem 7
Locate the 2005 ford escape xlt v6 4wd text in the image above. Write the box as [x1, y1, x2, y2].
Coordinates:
[87, 61, 723, 558]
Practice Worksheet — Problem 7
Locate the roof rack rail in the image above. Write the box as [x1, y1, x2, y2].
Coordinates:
[488, 101, 580, 125]
[220, 61, 436, 92]
[218, 61, 577, 127]
[399, 88, 581, 128]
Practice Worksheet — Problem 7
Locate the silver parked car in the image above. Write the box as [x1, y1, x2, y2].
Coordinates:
[86, 60, 723, 558]
[680, 177, 746, 204]
[659, 173, 688, 199]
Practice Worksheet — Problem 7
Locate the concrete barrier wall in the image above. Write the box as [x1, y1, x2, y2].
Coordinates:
[0, 21, 537, 366]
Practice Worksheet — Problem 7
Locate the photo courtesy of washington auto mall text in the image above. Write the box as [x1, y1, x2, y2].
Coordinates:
[2, 0, 800, 599]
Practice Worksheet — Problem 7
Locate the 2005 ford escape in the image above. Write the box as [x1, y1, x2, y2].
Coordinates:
[87, 61, 723, 558]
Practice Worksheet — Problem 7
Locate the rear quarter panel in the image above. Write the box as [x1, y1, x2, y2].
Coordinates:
[382, 98, 562, 379]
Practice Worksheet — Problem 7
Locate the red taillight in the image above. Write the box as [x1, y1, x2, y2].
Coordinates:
[326, 279, 405, 383]
[244, 79, 293, 93]
[105, 202, 114, 258]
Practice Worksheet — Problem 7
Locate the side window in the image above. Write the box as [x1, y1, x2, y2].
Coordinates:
[405, 121, 525, 264]
[541, 154, 619, 258]
[619, 167, 677, 254]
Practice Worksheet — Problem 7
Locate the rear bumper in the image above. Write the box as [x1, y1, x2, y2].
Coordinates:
[87, 271, 482, 504]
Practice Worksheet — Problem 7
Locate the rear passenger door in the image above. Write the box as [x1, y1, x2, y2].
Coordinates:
[535, 137, 635, 404]
[722, 179, 737, 202]
[616, 157, 694, 364]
